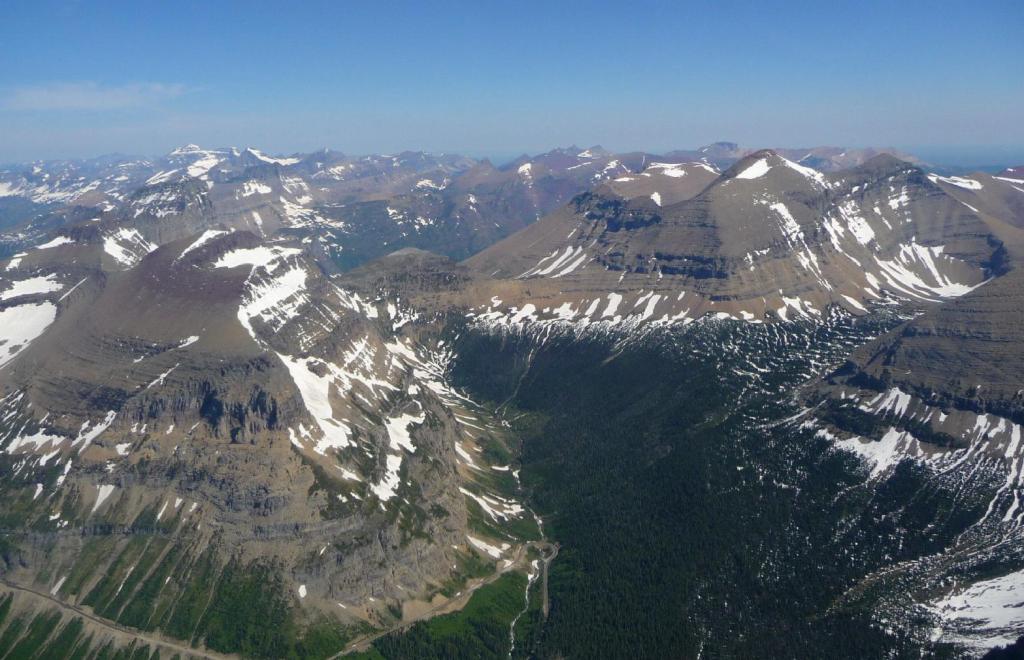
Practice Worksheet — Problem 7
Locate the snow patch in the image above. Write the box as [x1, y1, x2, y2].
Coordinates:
[214, 245, 300, 270]
[239, 181, 272, 197]
[103, 228, 156, 267]
[92, 484, 116, 513]
[0, 302, 58, 369]
[928, 174, 983, 190]
[36, 236, 74, 250]
[1, 275, 63, 300]
[929, 568, 1024, 649]
[736, 158, 770, 179]
[177, 230, 229, 260]
[467, 535, 510, 559]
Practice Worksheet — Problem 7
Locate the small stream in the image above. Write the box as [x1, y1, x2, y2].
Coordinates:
[508, 555, 540, 659]
[507, 468, 550, 659]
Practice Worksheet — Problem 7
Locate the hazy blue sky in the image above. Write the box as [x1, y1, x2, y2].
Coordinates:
[1, 0, 1022, 164]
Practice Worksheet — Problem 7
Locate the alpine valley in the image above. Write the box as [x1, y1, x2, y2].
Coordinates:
[2, 142, 1024, 660]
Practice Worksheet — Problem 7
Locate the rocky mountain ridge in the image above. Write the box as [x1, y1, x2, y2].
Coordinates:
[464, 151, 1018, 330]
[0, 142, 924, 268]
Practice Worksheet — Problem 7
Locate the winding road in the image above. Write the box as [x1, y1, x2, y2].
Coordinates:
[0, 578, 231, 660]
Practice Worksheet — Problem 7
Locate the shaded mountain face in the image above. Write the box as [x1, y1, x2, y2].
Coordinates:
[790, 275, 1024, 651]
[750, 167, 1024, 652]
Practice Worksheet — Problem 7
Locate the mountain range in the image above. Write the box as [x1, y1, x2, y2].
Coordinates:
[1, 142, 1024, 659]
